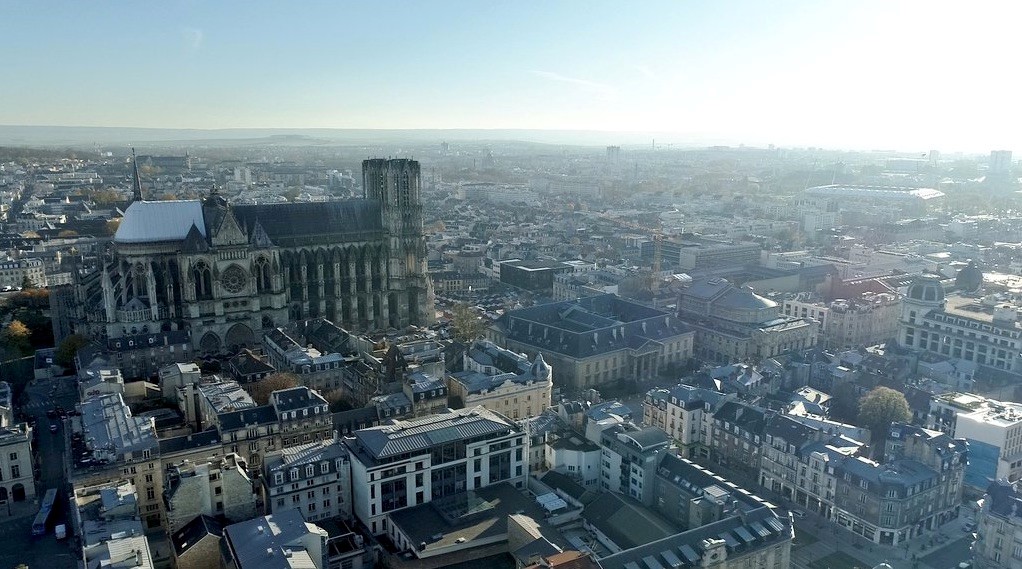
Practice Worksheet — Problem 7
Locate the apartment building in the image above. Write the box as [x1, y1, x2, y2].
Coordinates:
[709, 401, 769, 485]
[643, 384, 733, 459]
[343, 406, 526, 535]
[263, 439, 352, 523]
[598, 424, 671, 505]
[975, 480, 1022, 569]
[70, 393, 164, 530]
[447, 340, 553, 420]
[217, 386, 333, 475]
[164, 454, 257, 532]
[0, 423, 34, 503]
[832, 423, 967, 545]
[759, 415, 864, 520]
[221, 509, 330, 569]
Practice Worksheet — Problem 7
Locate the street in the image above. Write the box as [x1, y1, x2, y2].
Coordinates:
[0, 375, 80, 568]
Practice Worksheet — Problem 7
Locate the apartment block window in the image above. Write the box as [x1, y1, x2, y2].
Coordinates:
[307, 491, 315, 500]
[275, 473, 284, 485]
[10, 465, 19, 478]
[276, 498, 284, 508]
[7, 453, 16, 461]
[308, 503, 316, 512]
[146, 488, 155, 500]
[215, 486, 223, 496]
[145, 474, 154, 483]
[306, 465, 315, 477]
[860, 480, 868, 490]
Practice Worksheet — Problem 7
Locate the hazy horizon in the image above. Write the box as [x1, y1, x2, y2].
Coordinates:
[2, 1, 1020, 154]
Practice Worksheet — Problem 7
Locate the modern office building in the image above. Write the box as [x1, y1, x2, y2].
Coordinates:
[928, 391, 1022, 488]
[343, 406, 526, 535]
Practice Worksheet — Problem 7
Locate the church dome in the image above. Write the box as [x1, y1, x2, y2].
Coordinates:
[955, 260, 984, 293]
[907, 277, 945, 304]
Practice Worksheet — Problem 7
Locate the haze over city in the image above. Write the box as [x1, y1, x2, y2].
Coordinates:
[3, 3, 1022, 569]
[1, 0, 1020, 151]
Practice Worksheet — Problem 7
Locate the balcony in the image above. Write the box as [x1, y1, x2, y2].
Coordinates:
[117, 305, 169, 323]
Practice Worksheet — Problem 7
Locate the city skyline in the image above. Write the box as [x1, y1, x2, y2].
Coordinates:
[2, 1, 1020, 153]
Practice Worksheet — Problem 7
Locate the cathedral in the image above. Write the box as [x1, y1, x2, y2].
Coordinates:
[74, 158, 434, 357]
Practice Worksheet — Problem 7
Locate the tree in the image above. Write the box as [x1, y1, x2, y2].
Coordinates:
[451, 303, 485, 343]
[246, 372, 300, 405]
[0, 320, 32, 357]
[105, 218, 122, 236]
[20, 274, 34, 290]
[56, 334, 91, 371]
[858, 386, 911, 454]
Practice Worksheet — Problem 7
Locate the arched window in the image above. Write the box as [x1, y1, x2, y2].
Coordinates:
[193, 261, 212, 299]
[255, 257, 272, 293]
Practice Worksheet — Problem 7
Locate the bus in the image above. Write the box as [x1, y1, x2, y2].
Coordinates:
[31, 488, 57, 537]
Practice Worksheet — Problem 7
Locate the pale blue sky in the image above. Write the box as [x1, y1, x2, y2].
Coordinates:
[0, 1, 1018, 151]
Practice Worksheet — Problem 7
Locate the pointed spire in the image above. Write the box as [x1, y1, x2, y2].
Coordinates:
[131, 148, 144, 202]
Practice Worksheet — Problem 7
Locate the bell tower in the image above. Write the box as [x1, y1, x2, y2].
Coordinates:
[363, 158, 435, 327]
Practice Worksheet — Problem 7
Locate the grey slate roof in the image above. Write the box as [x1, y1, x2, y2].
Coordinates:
[233, 201, 383, 246]
[172, 514, 223, 558]
[223, 509, 327, 569]
[348, 406, 518, 461]
[114, 200, 206, 243]
[498, 294, 692, 359]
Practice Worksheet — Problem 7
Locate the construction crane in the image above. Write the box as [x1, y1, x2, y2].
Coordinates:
[599, 213, 665, 294]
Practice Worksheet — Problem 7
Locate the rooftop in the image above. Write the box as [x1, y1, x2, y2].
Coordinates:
[223, 509, 328, 569]
[78, 393, 158, 463]
[347, 406, 518, 463]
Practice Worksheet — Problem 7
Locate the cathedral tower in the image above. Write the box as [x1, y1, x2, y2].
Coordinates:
[363, 158, 435, 327]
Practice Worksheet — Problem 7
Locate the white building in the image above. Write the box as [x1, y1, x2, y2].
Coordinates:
[929, 392, 1022, 488]
[447, 340, 553, 421]
[0, 423, 34, 503]
[342, 407, 526, 535]
[899, 276, 1022, 375]
[642, 384, 734, 459]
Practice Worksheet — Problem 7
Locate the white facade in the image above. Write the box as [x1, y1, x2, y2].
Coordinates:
[344, 408, 526, 535]
[0, 423, 35, 503]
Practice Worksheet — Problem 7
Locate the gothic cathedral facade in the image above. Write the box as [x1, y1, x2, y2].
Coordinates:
[75, 158, 434, 356]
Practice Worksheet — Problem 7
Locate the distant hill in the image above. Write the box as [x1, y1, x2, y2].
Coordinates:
[0, 125, 716, 148]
